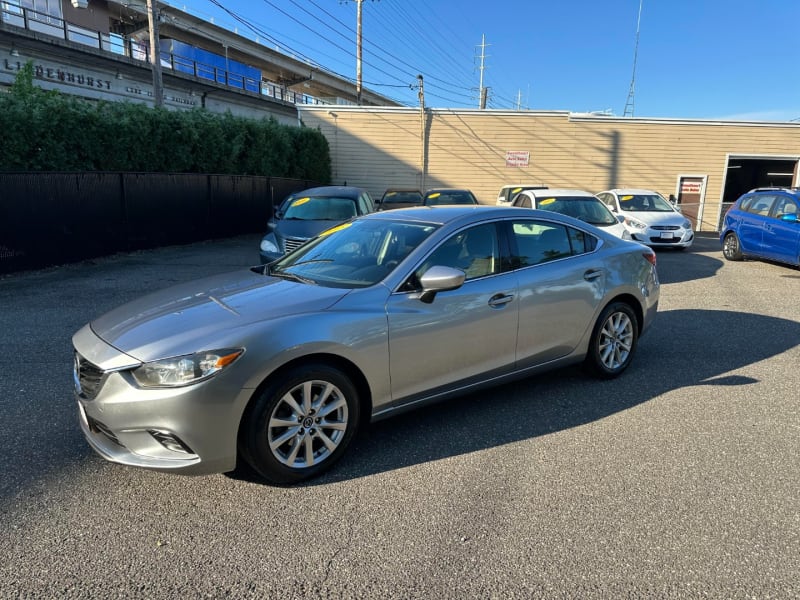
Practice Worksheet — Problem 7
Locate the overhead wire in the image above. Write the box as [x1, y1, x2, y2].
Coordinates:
[204, 0, 501, 108]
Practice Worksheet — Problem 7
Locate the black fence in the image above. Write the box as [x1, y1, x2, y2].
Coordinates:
[0, 172, 319, 274]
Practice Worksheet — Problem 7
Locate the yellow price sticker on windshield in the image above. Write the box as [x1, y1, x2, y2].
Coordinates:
[428, 192, 441, 199]
[539, 198, 556, 206]
[320, 222, 352, 237]
[292, 197, 311, 207]
[621, 195, 634, 201]
[512, 187, 523, 193]
[386, 192, 396, 197]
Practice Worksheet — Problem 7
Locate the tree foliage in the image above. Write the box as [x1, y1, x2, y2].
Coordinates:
[0, 63, 331, 181]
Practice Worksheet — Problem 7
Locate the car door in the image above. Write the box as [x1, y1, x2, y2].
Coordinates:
[506, 219, 606, 367]
[761, 194, 800, 264]
[739, 194, 776, 255]
[385, 223, 519, 403]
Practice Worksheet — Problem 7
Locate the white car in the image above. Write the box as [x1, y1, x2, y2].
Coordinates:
[596, 189, 694, 249]
[496, 184, 548, 206]
[511, 189, 633, 241]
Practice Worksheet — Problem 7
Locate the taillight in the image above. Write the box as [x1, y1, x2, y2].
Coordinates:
[643, 251, 657, 266]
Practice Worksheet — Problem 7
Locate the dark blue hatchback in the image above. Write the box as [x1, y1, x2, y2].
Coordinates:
[721, 187, 800, 267]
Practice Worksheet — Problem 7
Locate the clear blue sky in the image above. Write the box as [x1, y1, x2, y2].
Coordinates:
[167, 0, 800, 120]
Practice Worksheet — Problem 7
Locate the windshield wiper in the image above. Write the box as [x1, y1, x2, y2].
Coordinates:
[289, 258, 333, 267]
[270, 270, 317, 285]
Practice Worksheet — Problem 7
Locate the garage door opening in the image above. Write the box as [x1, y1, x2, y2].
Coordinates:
[722, 157, 798, 203]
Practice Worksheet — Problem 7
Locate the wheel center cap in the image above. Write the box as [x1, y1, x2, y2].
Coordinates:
[303, 417, 314, 428]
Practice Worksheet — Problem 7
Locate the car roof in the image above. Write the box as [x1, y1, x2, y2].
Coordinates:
[498, 183, 547, 190]
[521, 188, 596, 198]
[424, 188, 473, 194]
[298, 186, 366, 198]
[359, 204, 602, 229]
[601, 188, 663, 196]
[746, 186, 800, 196]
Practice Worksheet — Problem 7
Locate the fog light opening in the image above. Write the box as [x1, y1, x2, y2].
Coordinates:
[148, 430, 194, 454]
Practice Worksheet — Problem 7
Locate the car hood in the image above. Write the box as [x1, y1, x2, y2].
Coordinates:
[274, 219, 345, 240]
[621, 210, 687, 227]
[592, 220, 630, 239]
[90, 269, 351, 362]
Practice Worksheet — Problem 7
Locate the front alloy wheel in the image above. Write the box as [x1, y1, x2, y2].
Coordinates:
[585, 302, 638, 379]
[722, 232, 743, 261]
[242, 363, 360, 484]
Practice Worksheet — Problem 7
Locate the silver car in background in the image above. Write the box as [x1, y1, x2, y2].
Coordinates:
[73, 206, 659, 485]
[596, 188, 694, 249]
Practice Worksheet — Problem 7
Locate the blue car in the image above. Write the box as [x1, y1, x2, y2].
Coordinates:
[260, 186, 376, 263]
[720, 187, 800, 267]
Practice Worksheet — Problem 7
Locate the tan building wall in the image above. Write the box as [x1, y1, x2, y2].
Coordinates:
[298, 106, 800, 232]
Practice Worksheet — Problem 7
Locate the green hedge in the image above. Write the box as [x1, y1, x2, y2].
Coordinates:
[0, 62, 331, 181]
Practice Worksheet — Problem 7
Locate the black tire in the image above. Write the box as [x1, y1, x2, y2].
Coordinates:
[722, 232, 743, 261]
[584, 302, 639, 379]
[241, 363, 360, 485]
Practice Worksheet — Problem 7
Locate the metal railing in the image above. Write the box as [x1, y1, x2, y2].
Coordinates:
[0, 1, 330, 105]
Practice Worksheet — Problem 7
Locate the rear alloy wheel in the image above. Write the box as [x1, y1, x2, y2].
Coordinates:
[722, 232, 743, 261]
[242, 363, 360, 484]
[585, 302, 638, 379]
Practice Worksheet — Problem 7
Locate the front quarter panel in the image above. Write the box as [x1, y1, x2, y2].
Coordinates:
[234, 284, 393, 413]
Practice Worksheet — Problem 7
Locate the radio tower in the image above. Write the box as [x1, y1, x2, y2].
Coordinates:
[623, 0, 643, 117]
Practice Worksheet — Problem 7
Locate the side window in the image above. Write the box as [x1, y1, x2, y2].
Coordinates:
[567, 226, 598, 254]
[510, 221, 578, 267]
[772, 195, 799, 219]
[738, 195, 756, 212]
[599, 193, 616, 211]
[514, 195, 532, 208]
[357, 193, 372, 214]
[414, 223, 500, 283]
[744, 194, 776, 216]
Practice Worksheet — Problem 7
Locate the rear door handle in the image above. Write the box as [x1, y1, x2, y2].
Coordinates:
[584, 269, 603, 281]
[488, 293, 514, 308]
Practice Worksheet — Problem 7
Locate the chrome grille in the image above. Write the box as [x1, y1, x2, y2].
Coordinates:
[74, 353, 106, 400]
[282, 237, 308, 253]
[652, 225, 680, 231]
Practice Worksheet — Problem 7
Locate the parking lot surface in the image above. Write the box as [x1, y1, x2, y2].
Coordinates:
[1, 233, 798, 598]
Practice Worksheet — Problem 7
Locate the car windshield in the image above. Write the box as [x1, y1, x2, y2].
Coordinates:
[424, 191, 476, 205]
[269, 219, 439, 288]
[282, 195, 358, 220]
[382, 191, 423, 204]
[619, 193, 674, 212]
[536, 196, 617, 226]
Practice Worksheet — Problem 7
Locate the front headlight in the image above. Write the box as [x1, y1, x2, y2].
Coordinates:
[260, 237, 279, 253]
[131, 349, 243, 388]
[682, 220, 692, 230]
[625, 218, 647, 230]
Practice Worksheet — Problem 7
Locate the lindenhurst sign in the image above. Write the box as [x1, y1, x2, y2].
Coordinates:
[1, 55, 197, 108]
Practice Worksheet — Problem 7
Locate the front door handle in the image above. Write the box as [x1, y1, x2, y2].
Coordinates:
[488, 293, 514, 307]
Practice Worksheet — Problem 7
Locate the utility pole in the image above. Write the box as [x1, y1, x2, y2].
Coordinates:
[624, 0, 643, 117]
[477, 34, 489, 109]
[417, 74, 426, 191]
[146, 0, 164, 107]
[355, 0, 363, 104]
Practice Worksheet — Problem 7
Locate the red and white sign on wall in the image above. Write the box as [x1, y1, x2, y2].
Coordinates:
[681, 180, 702, 194]
[505, 151, 530, 167]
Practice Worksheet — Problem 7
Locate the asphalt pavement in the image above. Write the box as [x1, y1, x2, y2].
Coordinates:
[0, 233, 798, 598]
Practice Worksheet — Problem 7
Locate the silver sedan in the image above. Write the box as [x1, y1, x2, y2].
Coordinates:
[73, 206, 660, 484]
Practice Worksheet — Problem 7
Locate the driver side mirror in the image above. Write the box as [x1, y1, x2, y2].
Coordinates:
[418, 265, 465, 304]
